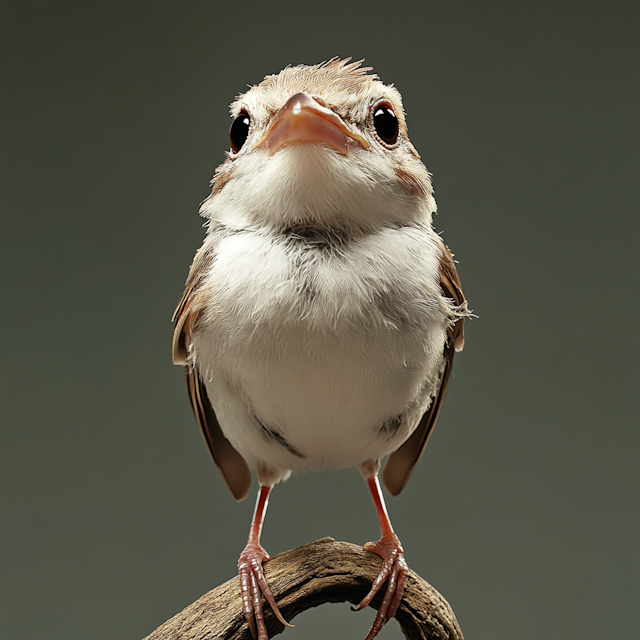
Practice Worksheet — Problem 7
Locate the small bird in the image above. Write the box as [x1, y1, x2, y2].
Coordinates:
[172, 59, 468, 640]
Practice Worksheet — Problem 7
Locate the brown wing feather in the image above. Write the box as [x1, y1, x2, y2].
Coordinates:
[186, 366, 252, 501]
[381, 345, 454, 496]
[438, 240, 467, 351]
[171, 243, 216, 365]
[173, 239, 252, 501]
[381, 241, 467, 496]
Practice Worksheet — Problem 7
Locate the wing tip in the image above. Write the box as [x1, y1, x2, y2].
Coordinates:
[227, 476, 252, 502]
[186, 366, 253, 502]
[380, 460, 411, 496]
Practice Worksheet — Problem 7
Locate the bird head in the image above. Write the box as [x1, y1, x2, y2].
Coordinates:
[202, 59, 436, 232]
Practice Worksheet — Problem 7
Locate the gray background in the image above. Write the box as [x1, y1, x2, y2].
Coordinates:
[2, 1, 638, 639]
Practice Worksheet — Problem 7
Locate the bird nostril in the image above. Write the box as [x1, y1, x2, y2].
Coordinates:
[312, 95, 327, 107]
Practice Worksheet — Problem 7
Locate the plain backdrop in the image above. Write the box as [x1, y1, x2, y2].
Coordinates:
[2, 1, 638, 639]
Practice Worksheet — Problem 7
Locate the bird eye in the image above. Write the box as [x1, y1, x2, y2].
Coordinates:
[229, 111, 251, 153]
[372, 102, 399, 145]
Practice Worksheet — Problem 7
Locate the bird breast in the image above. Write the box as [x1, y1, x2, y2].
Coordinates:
[192, 222, 450, 478]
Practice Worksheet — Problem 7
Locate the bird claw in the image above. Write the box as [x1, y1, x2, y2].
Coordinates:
[353, 534, 407, 640]
[238, 542, 292, 640]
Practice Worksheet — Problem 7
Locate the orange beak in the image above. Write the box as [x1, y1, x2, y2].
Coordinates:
[252, 92, 369, 156]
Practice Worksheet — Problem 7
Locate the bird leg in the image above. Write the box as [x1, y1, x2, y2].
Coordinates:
[354, 474, 408, 640]
[238, 485, 292, 640]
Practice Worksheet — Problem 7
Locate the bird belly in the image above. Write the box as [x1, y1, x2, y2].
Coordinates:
[193, 227, 448, 480]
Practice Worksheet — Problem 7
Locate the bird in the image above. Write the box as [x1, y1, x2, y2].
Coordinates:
[172, 58, 468, 640]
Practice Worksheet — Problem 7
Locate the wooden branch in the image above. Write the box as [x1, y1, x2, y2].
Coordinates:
[143, 538, 464, 640]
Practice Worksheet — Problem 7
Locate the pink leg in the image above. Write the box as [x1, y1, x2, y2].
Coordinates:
[238, 485, 293, 640]
[354, 475, 408, 640]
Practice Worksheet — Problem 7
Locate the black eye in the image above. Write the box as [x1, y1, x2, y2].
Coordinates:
[373, 103, 399, 145]
[229, 112, 250, 153]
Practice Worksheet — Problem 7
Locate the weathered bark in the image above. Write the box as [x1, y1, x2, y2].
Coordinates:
[143, 538, 464, 640]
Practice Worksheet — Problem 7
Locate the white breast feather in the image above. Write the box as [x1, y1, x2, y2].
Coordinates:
[192, 145, 451, 483]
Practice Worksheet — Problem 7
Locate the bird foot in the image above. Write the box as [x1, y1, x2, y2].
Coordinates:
[238, 541, 293, 640]
[353, 533, 407, 640]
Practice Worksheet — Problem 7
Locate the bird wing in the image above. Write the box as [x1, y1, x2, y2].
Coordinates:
[381, 241, 467, 496]
[172, 243, 215, 366]
[172, 242, 252, 501]
[185, 365, 252, 500]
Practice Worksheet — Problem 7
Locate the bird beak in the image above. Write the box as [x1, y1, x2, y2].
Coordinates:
[252, 92, 369, 156]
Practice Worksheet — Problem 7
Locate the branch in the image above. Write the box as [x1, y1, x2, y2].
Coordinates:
[143, 538, 464, 640]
